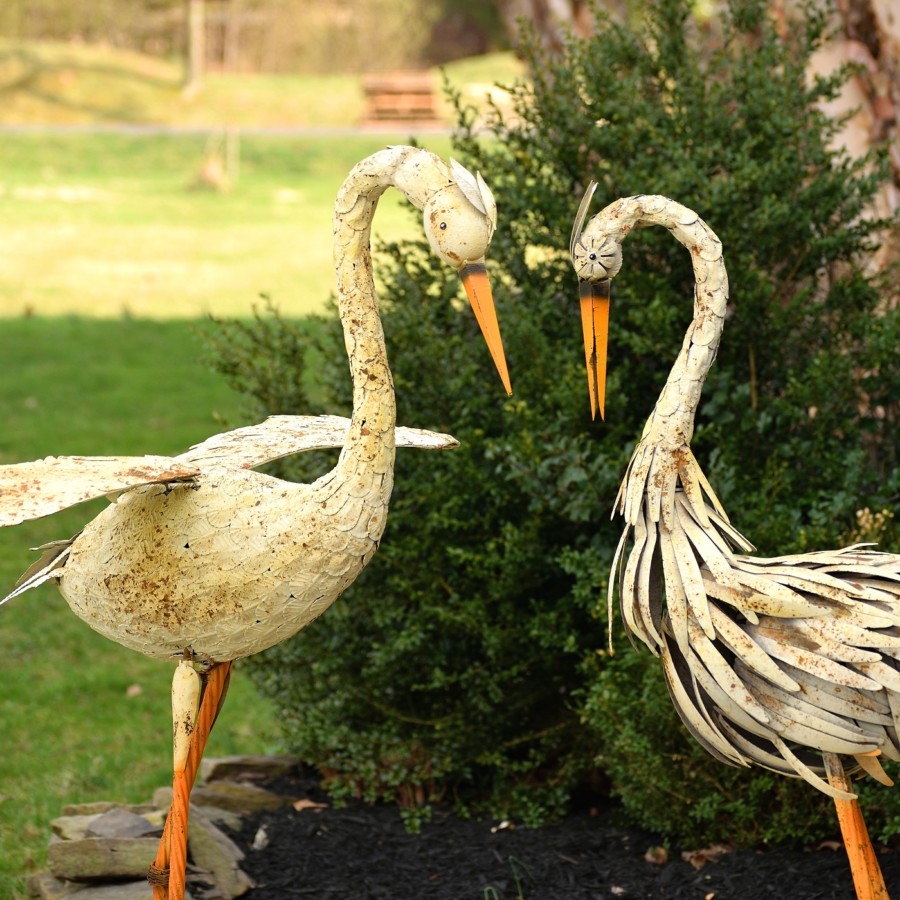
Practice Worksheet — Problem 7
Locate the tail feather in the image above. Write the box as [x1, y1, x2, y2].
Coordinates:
[1, 538, 74, 606]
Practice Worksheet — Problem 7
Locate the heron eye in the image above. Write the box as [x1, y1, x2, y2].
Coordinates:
[440, 222, 447, 230]
[589, 253, 597, 261]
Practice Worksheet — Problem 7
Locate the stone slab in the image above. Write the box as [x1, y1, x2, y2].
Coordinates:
[194, 803, 243, 833]
[51, 808, 164, 842]
[86, 808, 163, 839]
[47, 837, 159, 882]
[187, 807, 253, 898]
[200, 755, 299, 784]
[61, 801, 157, 817]
[51, 814, 103, 843]
[26, 871, 71, 900]
[67, 882, 195, 899]
[154, 781, 293, 815]
[29, 871, 195, 899]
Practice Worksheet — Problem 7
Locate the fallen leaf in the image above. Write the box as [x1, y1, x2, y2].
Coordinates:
[125, 683, 143, 698]
[681, 843, 733, 870]
[293, 798, 328, 813]
[644, 845, 669, 865]
[817, 840, 843, 852]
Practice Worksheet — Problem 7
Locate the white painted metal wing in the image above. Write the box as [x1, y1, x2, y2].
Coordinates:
[178, 414, 458, 469]
[0, 456, 201, 527]
[0, 416, 459, 529]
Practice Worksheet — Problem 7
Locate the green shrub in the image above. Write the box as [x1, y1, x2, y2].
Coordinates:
[211, 0, 899, 845]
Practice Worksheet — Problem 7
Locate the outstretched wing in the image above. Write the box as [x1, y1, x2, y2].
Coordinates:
[0, 456, 201, 527]
[178, 414, 459, 469]
[0, 415, 459, 528]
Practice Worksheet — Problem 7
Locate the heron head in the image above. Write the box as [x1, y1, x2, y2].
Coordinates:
[422, 160, 510, 395]
[568, 181, 622, 421]
[423, 159, 497, 267]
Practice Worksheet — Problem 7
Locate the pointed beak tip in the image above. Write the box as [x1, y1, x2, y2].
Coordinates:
[590, 402, 607, 422]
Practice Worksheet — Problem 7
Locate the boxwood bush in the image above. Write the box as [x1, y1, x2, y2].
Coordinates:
[209, 0, 899, 845]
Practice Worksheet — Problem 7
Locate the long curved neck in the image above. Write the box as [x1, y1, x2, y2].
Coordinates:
[592, 195, 728, 447]
[330, 146, 451, 493]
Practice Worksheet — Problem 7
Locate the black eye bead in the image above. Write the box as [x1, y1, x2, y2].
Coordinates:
[589, 253, 597, 261]
[440, 222, 447, 230]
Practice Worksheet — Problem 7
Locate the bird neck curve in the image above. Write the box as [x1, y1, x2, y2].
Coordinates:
[329, 146, 453, 499]
[591, 195, 728, 448]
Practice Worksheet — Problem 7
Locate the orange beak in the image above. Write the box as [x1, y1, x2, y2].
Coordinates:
[579, 279, 610, 420]
[460, 261, 512, 396]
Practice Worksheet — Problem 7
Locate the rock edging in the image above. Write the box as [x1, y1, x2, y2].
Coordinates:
[27, 755, 299, 900]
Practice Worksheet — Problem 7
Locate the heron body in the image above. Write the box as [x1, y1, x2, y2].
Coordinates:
[571, 192, 898, 896]
[57, 464, 373, 663]
[2, 147, 509, 667]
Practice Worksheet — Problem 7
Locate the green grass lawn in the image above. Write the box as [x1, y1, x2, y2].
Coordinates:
[0, 131, 452, 319]
[0, 317, 293, 897]
[0, 40, 519, 320]
[0, 40, 523, 129]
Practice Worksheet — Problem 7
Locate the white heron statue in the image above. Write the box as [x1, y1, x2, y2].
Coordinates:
[570, 187, 899, 900]
[0, 146, 511, 900]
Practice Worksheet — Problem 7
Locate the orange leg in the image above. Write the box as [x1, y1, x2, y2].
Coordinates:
[823, 753, 890, 900]
[149, 661, 233, 900]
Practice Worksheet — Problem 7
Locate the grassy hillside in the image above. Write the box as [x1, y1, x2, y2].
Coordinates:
[0, 40, 524, 128]
[0, 131, 453, 318]
[0, 41, 523, 319]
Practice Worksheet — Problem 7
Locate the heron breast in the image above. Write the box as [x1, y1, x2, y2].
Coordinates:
[57, 471, 375, 661]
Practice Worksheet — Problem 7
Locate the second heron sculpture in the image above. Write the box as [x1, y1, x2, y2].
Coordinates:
[570, 187, 899, 900]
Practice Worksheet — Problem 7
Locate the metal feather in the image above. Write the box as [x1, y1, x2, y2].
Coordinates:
[569, 180, 599, 259]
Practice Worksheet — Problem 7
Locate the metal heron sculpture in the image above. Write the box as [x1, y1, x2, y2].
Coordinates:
[0, 146, 511, 900]
[570, 187, 898, 900]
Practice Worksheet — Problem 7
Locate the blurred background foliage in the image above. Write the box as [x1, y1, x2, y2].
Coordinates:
[0, 0, 505, 73]
[207, 0, 900, 845]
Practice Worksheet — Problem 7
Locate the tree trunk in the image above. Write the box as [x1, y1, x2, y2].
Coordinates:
[496, 0, 594, 55]
[185, 0, 206, 95]
[223, 0, 241, 73]
[806, 0, 899, 283]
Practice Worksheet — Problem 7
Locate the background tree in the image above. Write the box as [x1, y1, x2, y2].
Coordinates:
[494, 0, 593, 53]
[804, 0, 899, 284]
[184, 0, 205, 94]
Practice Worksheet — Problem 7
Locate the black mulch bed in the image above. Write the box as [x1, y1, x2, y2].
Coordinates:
[225, 765, 900, 899]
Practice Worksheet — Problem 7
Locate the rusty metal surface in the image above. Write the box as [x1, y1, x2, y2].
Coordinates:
[0, 456, 201, 527]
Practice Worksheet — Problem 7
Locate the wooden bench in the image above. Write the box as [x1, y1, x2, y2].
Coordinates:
[362, 73, 441, 126]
